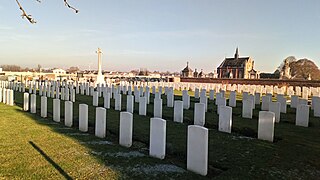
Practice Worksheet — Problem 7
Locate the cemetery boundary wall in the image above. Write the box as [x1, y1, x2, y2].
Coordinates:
[180, 78, 320, 87]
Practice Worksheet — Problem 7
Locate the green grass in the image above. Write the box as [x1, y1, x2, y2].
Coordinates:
[1, 89, 320, 179]
[0, 99, 203, 179]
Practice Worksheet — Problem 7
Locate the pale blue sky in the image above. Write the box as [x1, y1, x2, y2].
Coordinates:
[0, 0, 320, 72]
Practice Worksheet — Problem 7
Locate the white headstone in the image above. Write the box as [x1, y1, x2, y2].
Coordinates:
[126, 95, 134, 113]
[8, 90, 14, 106]
[255, 92, 261, 105]
[290, 95, 298, 108]
[228, 91, 236, 107]
[209, 90, 215, 100]
[119, 112, 133, 147]
[115, 94, 122, 111]
[139, 97, 147, 116]
[30, 94, 37, 114]
[79, 104, 88, 132]
[0, 88, 2, 102]
[149, 118, 166, 159]
[64, 101, 73, 127]
[296, 104, 309, 127]
[104, 92, 110, 109]
[23, 93, 29, 111]
[314, 96, 320, 117]
[187, 125, 208, 176]
[53, 99, 60, 122]
[167, 93, 174, 108]
[183, 94, 190, 110]
[95, 107, 106, 138]
[219, 106, 232, 133]
[40, 96, 47, 118]
[154, 98, 162, 118]
[269, 102, 281, 123]
[200, 96, 208, 112]
[258, 111, 275, 142]
[174, 101, 183, 123]
[261, 96, 271, 111]
[277, 95, 287, 113]
[194, 103, 205, 126]
[194, 88, 200, 99]
[242, 99, 253, 119]
[93, 91, 99, 106]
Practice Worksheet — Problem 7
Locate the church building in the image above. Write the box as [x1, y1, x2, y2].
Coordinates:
[181, 62, 193, 78]
[217, 48, 259, 79]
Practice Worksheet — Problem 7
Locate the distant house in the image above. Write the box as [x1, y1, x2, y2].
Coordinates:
[181, 62, 193, 78]
[52, 68, 66, 75]
[208, 70, 218, 78]
[217, 48, 259, 79]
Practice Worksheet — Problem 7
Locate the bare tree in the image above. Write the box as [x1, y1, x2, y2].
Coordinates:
[15, 0, 79, 24]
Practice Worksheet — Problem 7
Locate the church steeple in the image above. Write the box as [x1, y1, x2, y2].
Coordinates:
[234, 47, 239, 59]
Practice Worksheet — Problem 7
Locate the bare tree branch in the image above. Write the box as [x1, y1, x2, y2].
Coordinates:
[15, 0, 39, 24]
[64, 0, 79, 13]
[15, 0, 79, 24]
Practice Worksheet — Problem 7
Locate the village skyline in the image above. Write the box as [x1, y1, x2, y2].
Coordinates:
[1, 0, 320, 72]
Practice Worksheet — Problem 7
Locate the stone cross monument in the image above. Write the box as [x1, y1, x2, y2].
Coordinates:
[95, 48, 106, 86]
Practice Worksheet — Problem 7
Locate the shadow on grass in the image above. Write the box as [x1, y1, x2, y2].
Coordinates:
[29, 141, 73, 180]
[12, 92, 212, 179]
[14, 90, 320, 179]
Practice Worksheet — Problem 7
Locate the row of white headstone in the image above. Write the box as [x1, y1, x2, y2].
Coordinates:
[4, 80, 320, 177]
[5, 78, 319, 131]
[0, 88, 14, 106]
[2, 79, 320, 99]
[21, 91, 209, 176]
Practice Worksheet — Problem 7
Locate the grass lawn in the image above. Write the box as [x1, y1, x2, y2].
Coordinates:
[1, 89, 320, 179]
[0, 102, 200, 179]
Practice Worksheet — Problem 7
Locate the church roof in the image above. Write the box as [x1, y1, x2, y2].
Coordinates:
[218, 48, 250, 68]
[218, 57, 250, 68]
[248, 69, 257, 73]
